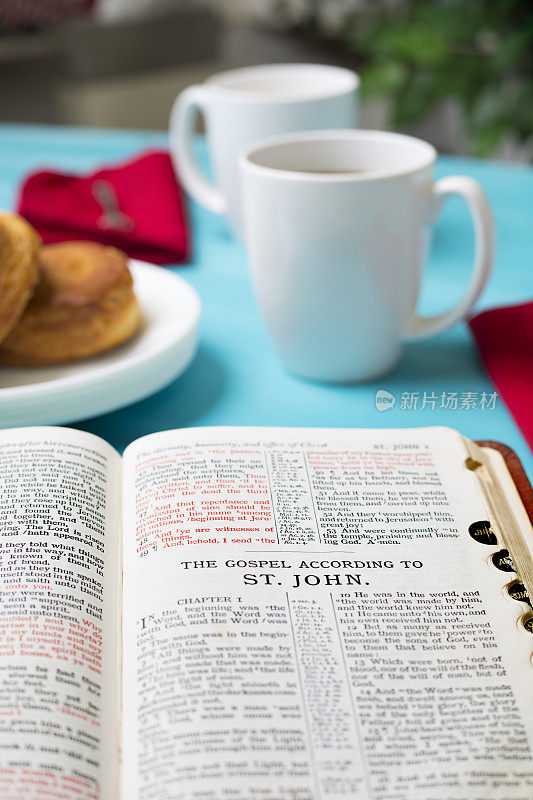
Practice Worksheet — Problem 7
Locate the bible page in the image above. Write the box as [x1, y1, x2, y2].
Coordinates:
[0, 427, 122, 800]
[121, 426, 533, 800]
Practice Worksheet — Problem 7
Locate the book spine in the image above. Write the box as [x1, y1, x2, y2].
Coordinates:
[465, 450, 533, 635]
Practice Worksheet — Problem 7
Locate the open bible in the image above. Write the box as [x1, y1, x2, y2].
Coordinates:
[0, 425, 532, 800]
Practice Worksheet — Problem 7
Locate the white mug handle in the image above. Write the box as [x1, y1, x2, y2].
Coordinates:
[169, 85, 228, 216]
[403, 175, 493, 340]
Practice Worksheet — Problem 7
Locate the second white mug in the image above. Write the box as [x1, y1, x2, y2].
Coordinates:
[170, 63, 359, 238]
[239, 130, 494, 383]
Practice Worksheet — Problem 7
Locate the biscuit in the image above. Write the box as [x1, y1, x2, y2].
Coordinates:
[0, 213, 40, 345]
[0, 242, 142, 366]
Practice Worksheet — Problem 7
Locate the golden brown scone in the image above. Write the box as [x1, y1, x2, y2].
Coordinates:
[0, 213, 40, 345]
[0, 241, 142, 366]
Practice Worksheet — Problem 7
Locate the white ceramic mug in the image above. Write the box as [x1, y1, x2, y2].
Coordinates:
[239, 129, 493, 383]
[170, 63, 359, 237]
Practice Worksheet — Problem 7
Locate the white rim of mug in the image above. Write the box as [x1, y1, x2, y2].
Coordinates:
[240, 129, 437, 182]
[205, 63, 360, 103]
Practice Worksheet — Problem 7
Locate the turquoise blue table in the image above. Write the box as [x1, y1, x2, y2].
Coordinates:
[1, 125, 531, 476]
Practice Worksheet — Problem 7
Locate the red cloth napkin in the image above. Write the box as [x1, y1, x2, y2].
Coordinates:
[17, 150, 190, 266]
[469, 301, 533, 449]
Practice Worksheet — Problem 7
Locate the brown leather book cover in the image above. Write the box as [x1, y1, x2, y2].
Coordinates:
[476, 440, 533, 527]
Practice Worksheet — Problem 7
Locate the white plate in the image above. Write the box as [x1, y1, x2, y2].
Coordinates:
[0, 260, 201, 428]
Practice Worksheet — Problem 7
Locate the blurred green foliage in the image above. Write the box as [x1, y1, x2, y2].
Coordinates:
[273, 0, 533, 156]
[354, 0, 533, 156]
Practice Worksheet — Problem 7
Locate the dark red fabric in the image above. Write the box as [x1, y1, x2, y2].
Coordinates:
[17, 150, 191, 266]
[0, 0, 94, 29]
[469, 301, 533, 450]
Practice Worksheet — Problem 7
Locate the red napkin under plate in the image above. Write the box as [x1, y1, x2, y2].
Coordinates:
[469, 301, 533, 450]
[17, 149, 190, 265]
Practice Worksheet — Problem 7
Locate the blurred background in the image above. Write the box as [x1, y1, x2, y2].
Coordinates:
[2, 0, 532, 161]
